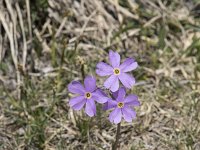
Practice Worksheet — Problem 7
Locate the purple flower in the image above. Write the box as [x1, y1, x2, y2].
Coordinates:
[104, 87, 140, 124]
[96, 50, 138, 92]
[68, 76, 110, 117]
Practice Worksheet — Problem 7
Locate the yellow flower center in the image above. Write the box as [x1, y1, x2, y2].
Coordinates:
[113, 68, 120, 75]
[85, 92, 92, 99]
[117, 102, 124, 108]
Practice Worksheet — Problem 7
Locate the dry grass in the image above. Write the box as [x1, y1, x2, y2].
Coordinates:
[0, 0, 200, 149]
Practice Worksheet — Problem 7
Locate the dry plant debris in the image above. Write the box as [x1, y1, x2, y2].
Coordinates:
[0, 0, 200, 149]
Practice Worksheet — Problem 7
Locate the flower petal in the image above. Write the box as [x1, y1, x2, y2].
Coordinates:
[114, 110, 122, 124]
[85, 99, 96, 117]
[122, 106, 136, 122]
[69, 96, 86, 110]
[109, 108, 121, 124]
[122, 107, 132, 122]
[92, 89, 110, 103]
[118, 73, 135, 89]
[110, 77, 119, 92]
[122, 106, 136, 120]
[112, 90, 118, 99]
[116, 87, 126, 102]
[124, 94, 140, 106]
[103, 100, 117, 110]
[104, 75, 119, 92]
[68, 81, 85, 95]
[69, 96, 84, 107]
[84, 76, 96, 92]
[120, 58, 138, 72]
[96, 62, 113, 76]
[109, 50, 120, 68]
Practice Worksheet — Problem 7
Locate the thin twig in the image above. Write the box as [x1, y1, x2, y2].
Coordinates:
[0, 10, 21, 99]
[26, 0, 32, 39]
[16, 3, 27, 71]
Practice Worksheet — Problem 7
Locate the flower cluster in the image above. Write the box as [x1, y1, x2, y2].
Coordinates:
[68, 50, 140, 124]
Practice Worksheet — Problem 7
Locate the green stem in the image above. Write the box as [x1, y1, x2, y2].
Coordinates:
[112, 123, 121, 150]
